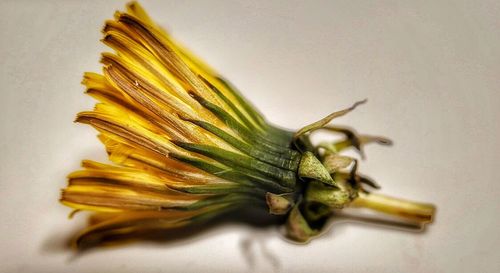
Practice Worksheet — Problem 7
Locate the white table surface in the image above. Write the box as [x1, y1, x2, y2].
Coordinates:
[1, 1, 499, 272]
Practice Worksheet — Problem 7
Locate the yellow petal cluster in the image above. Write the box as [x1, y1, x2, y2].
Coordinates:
[62, 1, 298, 248]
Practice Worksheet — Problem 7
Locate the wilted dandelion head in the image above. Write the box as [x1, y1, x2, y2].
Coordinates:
[61, 1, 435, 249]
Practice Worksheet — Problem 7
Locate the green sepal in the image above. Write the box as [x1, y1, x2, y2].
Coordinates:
[189, 91, 299, 156]
[215, 76, 268, 132]
[334, 171, 381, 190]
[170, 184, 265, 196]
[181, 193, 265, 211]
[173, 141, 297, 189]
[285, 202, 318, 243]
[180, 117, 299, 170]
[215, 76, 293, 147]
[293, 100, 367, 140]
[199, 75, 265, 134]
[298, 151, 336, 187]
[265, 192, 294, 215]
[264, 125, 295, 147]
[320, 125, 392, 159]
[303, 202, 332, 222]
[305, 180, 357, 209]
[322, 153, 353, 173]
[169, 153, 294, 194]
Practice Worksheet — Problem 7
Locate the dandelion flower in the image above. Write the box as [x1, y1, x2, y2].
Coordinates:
[61, 1, 435, 249]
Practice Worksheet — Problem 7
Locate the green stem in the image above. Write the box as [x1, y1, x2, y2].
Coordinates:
[350, 192, 435, 224]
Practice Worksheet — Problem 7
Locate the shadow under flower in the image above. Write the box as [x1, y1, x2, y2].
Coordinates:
[42, 205, 433, 270]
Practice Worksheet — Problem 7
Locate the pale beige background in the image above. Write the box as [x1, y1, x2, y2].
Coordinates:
[0, 0, 499, 272]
